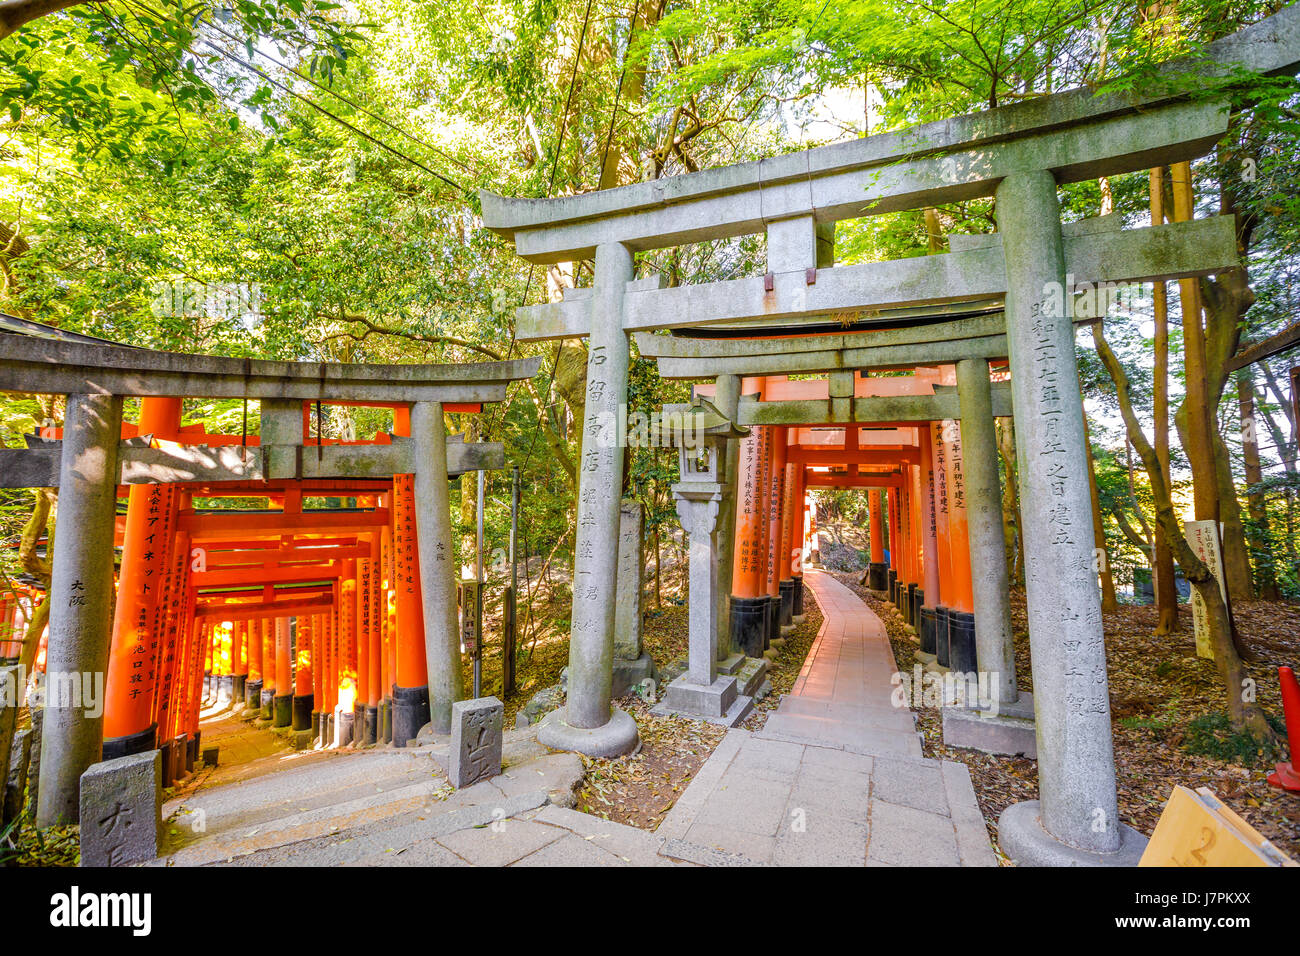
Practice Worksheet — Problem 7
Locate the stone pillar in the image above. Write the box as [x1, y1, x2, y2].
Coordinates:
[612, 501, 654, 695]
[411, 400, 463, 734]
[994, 169, 1144, 865]
[539, 242, 639, 756]
[679, 493, 720, 686]
[957, 358, 1018, 704]
[37, 392, 123, 827]
[655, 480, 746, 725]
[713, 374, 741, 658]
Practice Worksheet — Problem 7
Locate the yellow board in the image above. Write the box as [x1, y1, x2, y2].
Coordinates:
[1139, 785, 1297, 867]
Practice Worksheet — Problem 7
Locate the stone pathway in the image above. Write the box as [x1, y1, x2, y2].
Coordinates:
[654, 569, 996, 866]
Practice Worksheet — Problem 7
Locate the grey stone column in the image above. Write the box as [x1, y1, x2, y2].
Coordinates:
[37, 392, 123, 827]
[676, 492, 721, 685]
[995, 169, 1143, 864]
[410, 400, 462, 734]
[539, 242, 639, 756]
[956, 358, 1018, 705]
[712, 374, 740, 660]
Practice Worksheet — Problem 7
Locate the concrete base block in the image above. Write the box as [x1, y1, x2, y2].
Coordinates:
[942, 705, 1037, 758]
[611, 653, 657, 698]
[998, 800, 1148, 867]
[291, 730, 314, 751]
[537, 705, 639, 758]
[658, 675, 737, 719]
[791, 614, 806, 625]
[652, 675, 753, 728]
[780, 625, 795, 637]
[915, 651, 937, 667]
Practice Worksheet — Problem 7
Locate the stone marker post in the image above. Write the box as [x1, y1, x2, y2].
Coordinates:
[38, 392, 123, 827]
[78, 750, 161, 866]
[995, 170, 1145, 865]
[611, 500, 655, 696]
[411, 400, 463, 734]
[540, 242, 640, 757]
[448, 696, 503, 788]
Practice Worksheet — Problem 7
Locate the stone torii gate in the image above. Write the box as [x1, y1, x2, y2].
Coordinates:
[482, 7, 1300, 865]
[0, 332, 538, 826]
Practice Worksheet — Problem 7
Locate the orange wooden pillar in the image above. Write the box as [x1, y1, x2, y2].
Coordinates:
[339, 560, 358, 744]
[245, 616, 263, 708]
[231, 619, 247, 704]
[358, 532, 381, 745]
[773, 429, 796, 630]
[310, 613, 324, 739]
[293, 613, 313, 732]
[367, 532, 381, 740]
[391, 474, 427, 745]
[931, 421, 959, 667]
[103, 398, 182, 758]
[260, 616, 276, 717]
[729, 403, 770, 657]
[380, 513, 394, 744]
[272, 617, 292, 727]
[918, 425, 943, 658]
[886, 486, 900, 600]
[940, 410, 977, 672]
[355, 548, 371, 744]
[867, 488, 887, 591]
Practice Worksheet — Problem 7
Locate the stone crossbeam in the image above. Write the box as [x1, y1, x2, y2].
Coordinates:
[0, 335, 539, 402]
[737, 384, 1011, 426]
[513, 216, 1236, 341]
[486, 100, 1228, 262]
[0, 440, 503, 488]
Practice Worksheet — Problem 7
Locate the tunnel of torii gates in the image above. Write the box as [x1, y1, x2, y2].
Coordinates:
[0, 331, 540, 828]
[480, 8, 1300, 866]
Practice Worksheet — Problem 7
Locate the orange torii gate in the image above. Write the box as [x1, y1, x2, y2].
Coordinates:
[0, 334, 537, 826]
[690, 367, 988, 673]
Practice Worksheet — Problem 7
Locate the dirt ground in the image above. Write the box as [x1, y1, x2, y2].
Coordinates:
[572, 589, 825, 830]
[831, 570, 1300, 863]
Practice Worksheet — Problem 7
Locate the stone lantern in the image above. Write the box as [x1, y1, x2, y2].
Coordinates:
[650, 399, 755, 725]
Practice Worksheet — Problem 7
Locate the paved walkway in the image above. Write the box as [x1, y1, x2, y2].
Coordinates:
[654, 569, 996, 866]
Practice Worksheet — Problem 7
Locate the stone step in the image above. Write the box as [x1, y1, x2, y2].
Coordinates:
[775, 696, 917, 730]
[159, 777, 448, 866]
[757, 713, 923, 758]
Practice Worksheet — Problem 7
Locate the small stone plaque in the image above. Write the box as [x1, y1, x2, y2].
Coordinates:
[79, 750, 161, 867]
[448, 696, 503, 788]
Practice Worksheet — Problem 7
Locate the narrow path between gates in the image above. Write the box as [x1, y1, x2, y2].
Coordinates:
[654, 570, 997, 866]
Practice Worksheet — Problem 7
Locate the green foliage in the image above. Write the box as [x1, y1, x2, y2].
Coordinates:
[1182, 709, 1286, 767]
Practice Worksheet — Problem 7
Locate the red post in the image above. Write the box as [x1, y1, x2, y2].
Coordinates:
[1268, 666, 1300, 792]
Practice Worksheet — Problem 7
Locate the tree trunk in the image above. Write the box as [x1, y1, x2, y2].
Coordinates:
[1150, 166, 1180, 633]
[1083, 411, 1118, 611]
[995, 417, 1025, 585]
[1094, 320, 1275, 740]
[1238, 369, 1279, 599]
